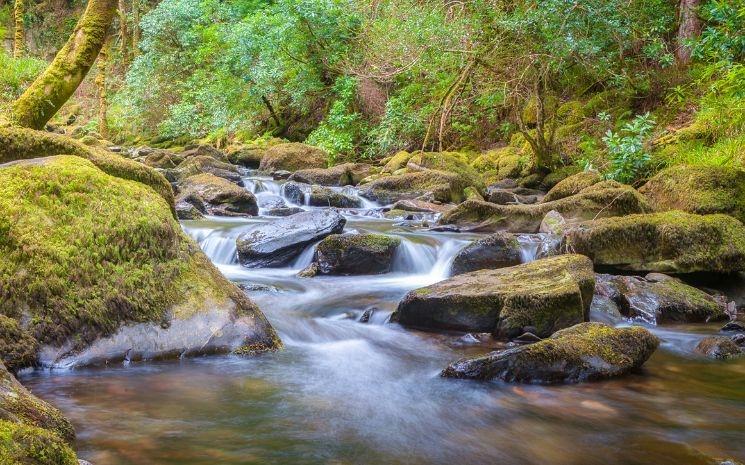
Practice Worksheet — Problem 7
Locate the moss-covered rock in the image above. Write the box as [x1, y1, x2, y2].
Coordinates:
[0, 316, 38, 373]
[695, 336, 743, 359]
[0, 156, 279, 367]
[563, 211, 745, 273]
[305, 234, 401, 276]
[258, 143, 328, 172]
[441, 183, 650, 232]
[450, 233, 523, 275]
[282, 181, 361, 208]
[541, 165, 582, 189]
[360, 170, 472, 204]
[0, 127, 175, 215]
[640, 165, 745, 223]
[381, 151, 413, 174]
[0, 362, 74, 444]
[406, 152, 484, 191]
[441, 322, 659, 384]
[227, 146, 266, 168]
[170, 155, 243, 184]
[595, 274, 726, 324]
[392, 255, 595, 338]
[470, 146, 529, 181]
[289, 163, 374, 186]
[176, 173, 259, 217]
[0, 420, 78, 465]
[543, 170, 602, 202]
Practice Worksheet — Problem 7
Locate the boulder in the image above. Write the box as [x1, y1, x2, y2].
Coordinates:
[289, 163, 373, 186]
[542, 170, 602, 202]
[695, 336, 743, 359]
[0, 156, 280, 368]
[441, 322, 659, 384]
[486, 187, 541, 205]
[392, 255, 595, 338]
[176, 174, 259, 217]
[450, 232, 523, 275]
[175, 200, 205, 220]
[440, 183, 650, 232]
[391, 198, 453, 214]
[137, 148, 187, 169]
[563, 211, 745, 273]
[380, 151, 413, 174]
[178, 144, 229, 163]
[360, 170, 472, 204]
[237, 210, 346, 267]
[595, 274, 727, 324]
[305, 234, 401, 276]
[541, 165, 582, 189]
[406, 152, 484, 192]
[539, 210, 566, 234]
[281, 181, 361, 208]
[227, 146, 266, 168]
[170, 155, 243, 185]
[265, 206, 305, 217]
[640, 165, 745, 223]
[258, 143, 328, 172]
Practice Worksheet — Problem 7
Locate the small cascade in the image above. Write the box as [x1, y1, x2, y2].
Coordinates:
[291, 242, 318, 270]
[516, 234, 561, 263]
[428, 239, 468, 280]
[392, 239, 438, 274]
[200, 235, 238, 264]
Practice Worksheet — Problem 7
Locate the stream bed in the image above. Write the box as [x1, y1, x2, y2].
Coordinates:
[22, 174, 745, 465]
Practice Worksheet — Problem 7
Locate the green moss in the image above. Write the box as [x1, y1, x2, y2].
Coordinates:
[0, 316, 38, 373]
[407, 151, 484, 192]
[258, 143, 328, 172]
[0, 127, 175, 215]
[565, 211, 745, 273]
[361, 169, 473, 204]
[381, 151, 413, 174]
[0, 420, 77, 465]
[640, 164, 745, 223]
[318, 234, 401, 254]
[541, 165, 582, 189]
[0, 156, 279, 355]
[543, 170, 602, 202]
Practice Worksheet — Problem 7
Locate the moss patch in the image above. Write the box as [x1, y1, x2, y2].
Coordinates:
[0, 420, 77, 465]
[543, 170, 602, 202]
[258, 143, 328, 172]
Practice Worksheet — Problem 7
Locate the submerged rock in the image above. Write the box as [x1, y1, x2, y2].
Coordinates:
[258, 143, 328, 172]
[450, 232, 523, 275]
[441, 322, 659, 384]
[176, 173, 259, 217]
[640, 165, 745, 223]
[695, 336, 743, 359]
[595, 274, 727, 324]
[289, 163, 373, 186]
[306, 234, 401, 276]
[440, 182, 650, 232]
[563, 211, 745, 273]
[0, 156, 280, 368]
[392, 255, 595, 338]
[236, 210, 346, 267]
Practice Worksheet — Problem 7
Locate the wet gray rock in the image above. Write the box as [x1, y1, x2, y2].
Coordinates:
[450, 232, 522, 275]
[595, 274, 727, 324]
[721, 321, 745, 332]
[282, 181, 361, 208]
[265, 207, 305, 217]
[442, 322, 659, 384]
[307, 234, 401, 276]
[695, 336, 743, 359]
[176, 174, 258, 217]
[256, 194, 287, 210]
[175, 199, 205, 220]
[237, 210, 346, 267]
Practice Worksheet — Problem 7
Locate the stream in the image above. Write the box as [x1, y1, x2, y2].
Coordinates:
[23, 173, 745, 465]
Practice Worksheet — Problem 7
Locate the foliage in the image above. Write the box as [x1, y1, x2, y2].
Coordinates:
[692, 0, 745, 65]
[603, 113, 656, 183]
[0, 50, 45, 112]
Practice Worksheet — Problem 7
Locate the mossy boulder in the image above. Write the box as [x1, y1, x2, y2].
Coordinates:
[595, 274, 726, 324]
[0, 362, 74, 444]
[563, 211, 745, 273]
[392, 255, 595, 339]
[136, 147, 187, 169]
[258, 143, 328, 172]
[289, 163, 374, 186]
[543, 170, 602, 202]
[441, 183, 650, 232]
[541, 165, 582, 189]
[471, 146, 528, 181]
[0, 316, 38, 373]
[0, 420, 78, 465]
[441, 322, 659, 384]
[381, 151, 413, 174]
[175, 173, 259, 217]
[282, 182, 362, 208]
[304, 234, 401, 276]
[170, 155, 243, 185]
[450, 232, 523, 275]
[227, 146, 266, 168]
[0, 127, 175, 215]
[695, 336, 743, 359]
[360, 170, 472, 204]
[640, 165, 745, 223]
[406, 152, 484, 191]
[0, 156, 279, 367]
[390, 199, 453, 215]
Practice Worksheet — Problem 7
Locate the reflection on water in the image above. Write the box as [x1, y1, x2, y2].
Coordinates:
[21, 173, 745, 465]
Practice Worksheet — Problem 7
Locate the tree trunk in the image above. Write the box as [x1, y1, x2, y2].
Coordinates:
[677, 0, 702, 64]
[11, 0, 118, 129]
[96, 34, 111, 139]
[13, 0, 24, 58]
[118, 0, 129, 64]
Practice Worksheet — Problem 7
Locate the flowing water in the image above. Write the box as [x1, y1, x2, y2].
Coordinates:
[23, 173, 745, 465]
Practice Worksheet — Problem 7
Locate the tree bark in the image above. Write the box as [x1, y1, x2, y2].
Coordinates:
[676, 0, 702, 64]
[13, 0, 24, 58]
[11, 0, 118, 129]
[96, 34, 112, 139]
[118, 0, 129, 64]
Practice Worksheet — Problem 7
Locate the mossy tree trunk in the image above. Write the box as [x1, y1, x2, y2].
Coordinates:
[13, 0, 24, 58]
[10, 0, 118, 130]
[96, 34, 111, 139]
[118, 0, 129, 64]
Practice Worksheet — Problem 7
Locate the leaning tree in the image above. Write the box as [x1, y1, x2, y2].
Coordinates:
[10, 0, 118, 129]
